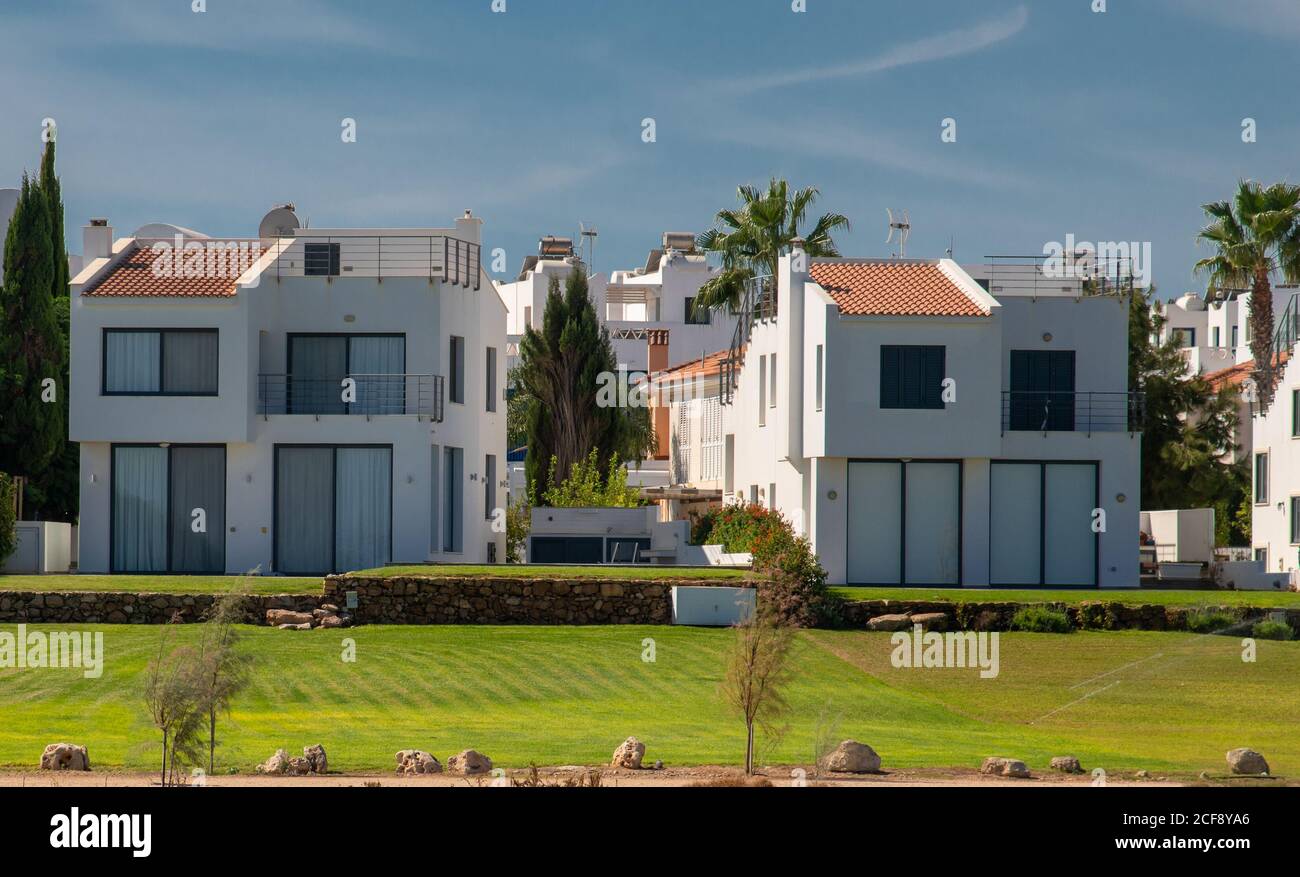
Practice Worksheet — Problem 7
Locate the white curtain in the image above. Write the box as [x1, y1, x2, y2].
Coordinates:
[349, 336, 405, 415]
[991, 463, 1043, 585]
[170, 447, 225, 572]
[112, 446, 167, 571]
[276, 447, 335, 573]
[163, 331, 218, 394]
[335, 448, 392, 572]
[105, 332, 160, 393]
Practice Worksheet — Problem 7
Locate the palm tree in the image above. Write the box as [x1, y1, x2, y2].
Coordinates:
[693, 179, 850, 313]
[1194, 180, 1300, 402]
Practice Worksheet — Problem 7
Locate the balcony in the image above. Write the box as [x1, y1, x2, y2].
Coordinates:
[271, 235, 481, 289]
[1001, 391, 1143, 434]
[258, 374, 444, 421]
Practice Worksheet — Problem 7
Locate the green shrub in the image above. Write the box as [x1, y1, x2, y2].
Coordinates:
[0, 472, 16, 565]
[1251, 620, 1295, 641]
[1186, 609, 1237, 634]
[505, 499, 530, 563]
[1008, 606, 1074, 633]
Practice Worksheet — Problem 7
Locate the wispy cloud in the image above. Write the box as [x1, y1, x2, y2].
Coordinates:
[707, 4, 1029, 95]
[1164, 0, 1300, 39]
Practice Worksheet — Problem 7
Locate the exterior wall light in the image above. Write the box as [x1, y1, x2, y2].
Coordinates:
[1116, 493, 1126, 503]
[827, 490, 838, 500]
[1042, 333, 1053, 342]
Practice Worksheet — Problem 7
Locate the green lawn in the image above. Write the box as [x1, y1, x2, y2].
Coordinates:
[0, 624, 1294, 775]
[349, 565, 749, 580]
[831, 586, 1300, 609]
[0, 575, 323, 596]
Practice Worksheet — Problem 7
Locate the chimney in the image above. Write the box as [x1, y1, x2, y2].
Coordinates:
[83, 218, 113, 261]
[455, 209, 482, 245]
[776, 239, 809, 462]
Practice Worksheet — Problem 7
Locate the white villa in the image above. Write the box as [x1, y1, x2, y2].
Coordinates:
[497, 232, 734, 373]
[704, 243, 1141, 587]
[69, 206, 506, 575]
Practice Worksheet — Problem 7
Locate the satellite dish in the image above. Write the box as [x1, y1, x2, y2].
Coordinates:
[258, 204, 300, 240]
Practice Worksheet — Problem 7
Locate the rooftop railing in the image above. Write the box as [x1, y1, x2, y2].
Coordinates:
[258, 373, 444, 421]
[977, 255, 1135, 297]
[271, 235, 481, 289]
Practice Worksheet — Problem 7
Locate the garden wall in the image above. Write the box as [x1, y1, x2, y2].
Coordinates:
[840, 599, 1300, 633]
[0, 592, 319, 625]
[322, 576, 738, 625]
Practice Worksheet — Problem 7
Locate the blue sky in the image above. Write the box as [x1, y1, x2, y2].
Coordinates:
[1, 0, 1297, 296]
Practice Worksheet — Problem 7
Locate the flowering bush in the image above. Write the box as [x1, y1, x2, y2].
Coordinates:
[695, 503, 839, 628]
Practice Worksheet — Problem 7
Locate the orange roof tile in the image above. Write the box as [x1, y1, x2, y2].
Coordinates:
[655, 348, 732, 382]
[83, 241, 262, 298]
[1204, 359, 1254, 391]
[810, 260, 988, 317]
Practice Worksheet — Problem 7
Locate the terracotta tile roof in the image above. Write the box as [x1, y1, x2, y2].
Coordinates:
[655, 348, 732, 382]
[82, 241, 262, 298]
[809, 260, 988, 317]
[1204, 359, 1254, 391]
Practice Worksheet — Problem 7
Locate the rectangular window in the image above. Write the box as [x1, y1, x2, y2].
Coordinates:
[769, 482, 776, 511]
[1173, 327, 1196, 348]
[758, 356, 768, 426]
[1255, 547, 1267, 565]
[750, 484, 759, 505]
[287, 334, 405, 415]
[275, 445, 391, 575]
[1232, 325, 1239, 348]
[1294, 389, 1300, 437]
[450, 336, 465, 404]
[1212, 326, 1221, 347]
[485, 347, 497, 412]
[1255, 452, 1269, 503]
[815, 344, 824, 412]
[1291, 497, 1300, 544]
[523, 305, 532, 329]
[443, 446, 464, 552]
[303, 242, 340, 276]
[112, 444, 225, 573]
[769, 353, 777, 408]
[881, 345, 946, 410]
[484, 454, 497, 520]
[104, 329, 218, 395]
[684, 296, 709, 325]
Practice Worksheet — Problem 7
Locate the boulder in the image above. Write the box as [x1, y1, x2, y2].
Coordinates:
[610, 736, 646, 769]
[1050, 756, 1083, 774]
[448, 749, 493, 775]
[40, 743, 90, 771]
[256, 749, 291, 775]
[910, 612, 948, 631]
[317, 614, 349, 629]
[395, 749, 443, 775]
[822, 740, 881, 774]
[303, 744, 327, 774]
[267, 609, 314, 627]
[277, 622, 312, 631]
[287, 756, 312, 776]
[981, 757, 1031, 778]
[866, 613, 912, 632]
[1226, 748, 1269, 775]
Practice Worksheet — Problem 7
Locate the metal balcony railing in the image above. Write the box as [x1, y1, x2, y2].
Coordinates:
[271, 235, 481, 289]
[721, 274, 775, 404]
[978, 255, 1136, 297]
[1001, 390, 1143, 434]
[258, 374, 444, 421]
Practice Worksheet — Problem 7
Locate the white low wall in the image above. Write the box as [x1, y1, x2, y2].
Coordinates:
[1, 522, 73, 574]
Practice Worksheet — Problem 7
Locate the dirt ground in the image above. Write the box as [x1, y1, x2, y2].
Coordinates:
[2, 765, 1263, 788]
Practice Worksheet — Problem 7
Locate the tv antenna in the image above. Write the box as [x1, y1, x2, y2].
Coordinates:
[579, 222, 599, 276]
[886, 209, 911, 258]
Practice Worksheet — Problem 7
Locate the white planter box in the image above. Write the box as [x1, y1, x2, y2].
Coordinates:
[671, 586, 755, 626]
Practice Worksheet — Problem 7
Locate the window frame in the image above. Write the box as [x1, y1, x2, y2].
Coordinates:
[485, 347, 497, 413]
[101, 328, 220, 397]
[303, 242, 341, 277]
[449, 335, 465, 405]
[1254, 451, 1270, 505]
[880, 344, 946, 410]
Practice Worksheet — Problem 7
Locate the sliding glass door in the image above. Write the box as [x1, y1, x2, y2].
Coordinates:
[288, 334, 405, 415]
[112, 445, 225, 573]
[846, 460, 961, 585]
[989, 461, 1098, 586]
[275, 445, 392, 574]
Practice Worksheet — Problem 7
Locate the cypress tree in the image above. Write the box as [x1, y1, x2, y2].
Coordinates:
[26, 140, 78, 520]
[0, 172, 64, 480]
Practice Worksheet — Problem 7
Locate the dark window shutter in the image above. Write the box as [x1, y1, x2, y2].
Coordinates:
[924, 346, 945, 408]
[881, 347, 901, 408]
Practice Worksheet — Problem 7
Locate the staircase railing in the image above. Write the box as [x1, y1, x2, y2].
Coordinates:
[720, 273, 774, 405]
[1258, 291, 1300, 412]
